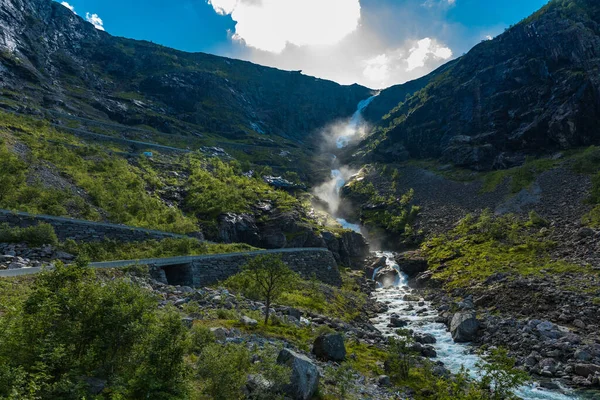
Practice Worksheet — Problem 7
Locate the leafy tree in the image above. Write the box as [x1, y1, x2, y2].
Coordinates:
[476, 348, 529, 400]
[227, 255, 299, 325]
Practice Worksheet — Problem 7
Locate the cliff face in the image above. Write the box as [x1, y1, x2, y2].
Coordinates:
[0, 0, 371, 143]
[361, 0, 600, 170]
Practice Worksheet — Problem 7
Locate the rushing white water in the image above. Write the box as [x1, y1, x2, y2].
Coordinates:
[336, 94, 378, 149]
[371, 252, 580, 400]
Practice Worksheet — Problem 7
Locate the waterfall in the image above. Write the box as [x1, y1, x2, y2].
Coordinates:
[336, 94, 378, 149]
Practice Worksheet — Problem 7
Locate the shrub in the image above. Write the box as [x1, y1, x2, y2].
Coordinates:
[0, 261, 190, 399]
[196, 343, 251, 400]
[0, 222, 58, 246]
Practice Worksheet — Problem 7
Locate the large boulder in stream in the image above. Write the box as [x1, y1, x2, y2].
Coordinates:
[450, 312, 480, 343]
[395, 251, 428, 278]
[374, 266, 399, 288]
[277, 349, 320, 400]
[365, 256, 387, 280]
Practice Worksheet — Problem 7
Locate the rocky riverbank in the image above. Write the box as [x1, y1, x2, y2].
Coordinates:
[419, 269, 600, 391]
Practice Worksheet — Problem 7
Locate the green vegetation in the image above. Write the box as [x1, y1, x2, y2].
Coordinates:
[0, 262, 189, 399]
[422, 210, 590, 288]
[481, 157, 558, 194]
[60, 237, 258, 262]
[345, 175, 420, 236]
[0, 111, 196, 233]
[0, 223, 58, 246]
[225, 265, 367, 324]
[223, 255, 299, 324]
[186, 158, 298, 219]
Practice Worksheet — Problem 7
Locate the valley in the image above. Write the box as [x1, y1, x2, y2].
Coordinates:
[1, 0, 600, 399]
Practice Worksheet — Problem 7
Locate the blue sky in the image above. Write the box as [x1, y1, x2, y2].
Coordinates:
[57, 0, 549, 88]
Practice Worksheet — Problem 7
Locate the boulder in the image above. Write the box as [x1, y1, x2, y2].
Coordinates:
[240, 316, 258, 327]
[389, 316, 408, 328]
[395, 251, 428, 278]
[312, 333, 346, 362]
[277, 349, 320, 400]
[374, 266, 398, 287]
[574, 364, 600, 378]
[414, 333, 437, 344]
[450, 312, 480, 343]
[216, 213, 261, 245]
[365, 256, 387, 280]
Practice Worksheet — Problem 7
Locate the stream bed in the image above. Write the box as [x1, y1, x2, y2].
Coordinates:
[370, 252, 583, 400]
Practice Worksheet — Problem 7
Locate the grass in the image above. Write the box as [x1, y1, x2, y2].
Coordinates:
[60, 237, 259, 262]
[422, 210, 594, 289]
[480, 157, 558, 194]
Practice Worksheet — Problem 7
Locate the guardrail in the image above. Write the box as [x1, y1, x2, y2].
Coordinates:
[0, 247, 330, 278]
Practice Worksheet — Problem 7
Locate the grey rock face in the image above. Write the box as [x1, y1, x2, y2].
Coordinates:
[312, 333, 346, 362]
[450, 312, 480, 342]
[277, 349, 320, 400]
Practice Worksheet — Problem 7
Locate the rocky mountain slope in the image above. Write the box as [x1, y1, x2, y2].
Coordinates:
[0, 0, 371, 178]
[359, 0, 600, 171]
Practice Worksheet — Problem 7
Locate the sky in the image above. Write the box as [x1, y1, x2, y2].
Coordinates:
[56, 0, 549, 89]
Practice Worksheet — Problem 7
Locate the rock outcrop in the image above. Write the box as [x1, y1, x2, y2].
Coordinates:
[450, 312, 480, 343]
[277, 349, 320, 400]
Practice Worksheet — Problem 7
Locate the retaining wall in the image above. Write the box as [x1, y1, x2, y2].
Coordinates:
[0, 209, 195, 242]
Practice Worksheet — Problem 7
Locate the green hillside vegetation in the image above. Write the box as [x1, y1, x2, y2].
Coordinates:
[422, 211, 592, 288]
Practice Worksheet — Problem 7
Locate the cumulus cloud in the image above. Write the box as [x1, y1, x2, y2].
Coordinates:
[406, 37, 452, 71]
[207, 0, 361, 53]
[85, 12, 105, 31]
[60, 1, 76, 14]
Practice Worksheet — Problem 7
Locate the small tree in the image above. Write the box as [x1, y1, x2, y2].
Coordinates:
[386, 331, 415, 382]
[241, 255, 299, 325]
[476, 348, 529, 400]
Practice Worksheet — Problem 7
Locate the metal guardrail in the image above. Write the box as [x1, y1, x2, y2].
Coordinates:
[0, 248, 330, 278]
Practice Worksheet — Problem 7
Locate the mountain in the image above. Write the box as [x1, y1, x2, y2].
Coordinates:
[359, 0, 600, 171]
[0, 0, 371, 175]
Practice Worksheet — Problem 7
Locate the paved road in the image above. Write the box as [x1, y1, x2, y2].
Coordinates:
[0, 247, 330, 278]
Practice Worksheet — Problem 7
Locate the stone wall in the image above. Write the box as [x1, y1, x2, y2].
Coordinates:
[0, 209, 195, 242]
[159, 249, 341, 287]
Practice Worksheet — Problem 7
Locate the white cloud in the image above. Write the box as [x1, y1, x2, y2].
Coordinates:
[207, 0, 361, 53]
[60, 1, 76, 14]
[85, 12, 105, 31]
[406, 37, 452, 71]
[485, 35, 493, 40]
[363, 54, 391, 83]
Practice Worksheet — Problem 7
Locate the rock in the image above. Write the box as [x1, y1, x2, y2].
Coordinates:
[240, 316, 258, 327]
[450, 312, 480, 343]
[277, 349, 320, 400]
[245, 374, 272, 395]
[377, 375, 391, 386]
[578, 228, 595, 238]
[312, 333, 346, 362]
[574, 364, 600, 378]
[374, 266, 398, 287]
[365, 256, 387, 280]
[389, 316, 408, 328]
[287, 308, 302, 320]
[210, 327, 229, 341]
[573, 319, 586, 330]
[395, 251, 428, 278]
[575, 349, 593, 362]
[411, 342, 437, 358]
[414, 333, 437, 344]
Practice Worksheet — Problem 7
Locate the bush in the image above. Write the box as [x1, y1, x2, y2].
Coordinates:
[0, 223, 58, 246]
[197, 343, 251, 400]
[0, 261, 190, 399]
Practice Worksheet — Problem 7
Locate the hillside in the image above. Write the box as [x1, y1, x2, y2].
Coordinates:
[358, 0, 600, 171]
[0, 0, 372, 181]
